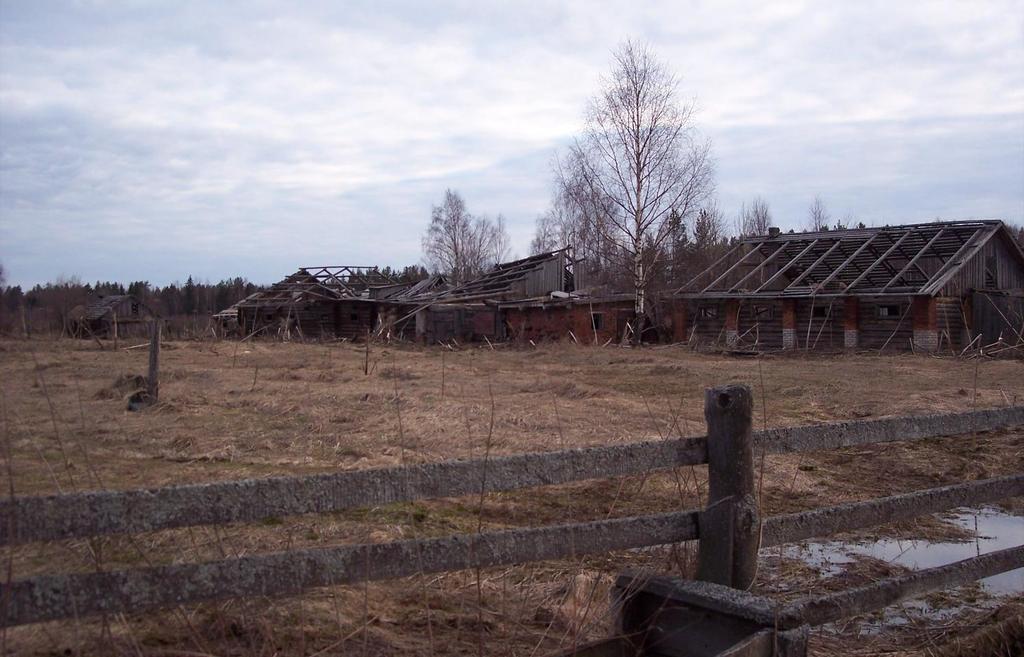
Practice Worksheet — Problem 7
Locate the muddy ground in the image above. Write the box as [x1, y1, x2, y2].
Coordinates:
[1, 337, 1022, 656]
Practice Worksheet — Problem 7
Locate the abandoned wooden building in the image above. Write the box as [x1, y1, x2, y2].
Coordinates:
[673, 220, 1024, 351]
[71, 294, 157, 339]
[227, 267, 400, 339]
[403, 249, 578, 343]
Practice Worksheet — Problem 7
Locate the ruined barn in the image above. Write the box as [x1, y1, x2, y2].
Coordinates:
[233, 267, 398, 340]
[406, 249, 578, 344]
[673, 220, 1024, 351]
[72, 294, 157, 339]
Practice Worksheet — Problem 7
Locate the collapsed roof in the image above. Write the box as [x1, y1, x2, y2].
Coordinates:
[236, 266, 398, 309]
[83, 295, 153, 320]
[677, 220, 1024, 299]
[427, 248, 575, 303]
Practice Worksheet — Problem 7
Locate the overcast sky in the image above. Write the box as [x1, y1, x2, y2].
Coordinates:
[1, 1, 1022, 287]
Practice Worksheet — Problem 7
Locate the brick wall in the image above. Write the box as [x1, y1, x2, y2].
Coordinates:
[844, 297, 859, 349]
[504, 302, 632, 344]
[782, 300, 796, 349]
[912, 297, 938, 352]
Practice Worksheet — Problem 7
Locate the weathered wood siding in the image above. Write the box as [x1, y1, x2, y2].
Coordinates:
[418, 305, 499, 344]
[940, 233, 1024, 296]
[857, 297, 914, 349]
[521, 252, 568, 297]
[795, 298, 845, 350]
[735, 300, 784, 349]
[972, 291, 1024, 346]
[936, 297, 968, 349]
[239, 301, 376, 340]
[331, 301, 375, 340]
[686, 299, 727, 345]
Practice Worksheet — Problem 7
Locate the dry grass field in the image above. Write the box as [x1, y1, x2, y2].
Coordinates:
[1, 337, 1022, 656]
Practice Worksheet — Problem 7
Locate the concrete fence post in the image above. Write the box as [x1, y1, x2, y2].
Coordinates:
[147, 320, 160, 402]
[696, 383, 759, 589]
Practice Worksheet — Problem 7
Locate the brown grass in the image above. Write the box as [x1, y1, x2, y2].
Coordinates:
[1, 337, 1022, 656]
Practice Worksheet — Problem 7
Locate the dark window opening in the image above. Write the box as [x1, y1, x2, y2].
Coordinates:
[877, 304, 902, 318]
[753, 304, 772, 320]
[811, 305, 829, 319]
[349, 313, 359, 321]
[591, 312, 604, 331]
[130, 303, 139, 315]
[698, 306, 718, 319]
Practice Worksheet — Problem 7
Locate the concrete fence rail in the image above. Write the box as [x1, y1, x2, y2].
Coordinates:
[3, 406, 1021, 546]
[3, 510, 702, 627]
[4, 473, 1020, 627]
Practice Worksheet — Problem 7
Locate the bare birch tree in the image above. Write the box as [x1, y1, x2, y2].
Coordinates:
[422, 189, 509, 285]
[568, 40, 714, 342]
[737, 197, 772, 236]
[806, 195, 830, 231]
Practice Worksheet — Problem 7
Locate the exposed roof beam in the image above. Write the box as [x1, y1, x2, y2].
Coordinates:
[920, 227, 993, 296]
[728, 243, 792, 292]
[812, 234, 881, 292]
[778, 239, 846, 291]
[751, 239, 824, 293]
[891, 243, 932, 280]
[844, 232, 911, 291]
[881, 228, 946, 291]
[700, 243, 765, 293]
[676, 241, 745, 293]
[861, 238, 903, 280]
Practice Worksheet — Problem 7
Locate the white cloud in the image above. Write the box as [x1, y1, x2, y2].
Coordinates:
[1, 0, 1022, 286]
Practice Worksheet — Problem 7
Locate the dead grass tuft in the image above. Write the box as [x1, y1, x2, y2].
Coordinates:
[931, 603, 1024, 657]
[93, 373, 146, 399]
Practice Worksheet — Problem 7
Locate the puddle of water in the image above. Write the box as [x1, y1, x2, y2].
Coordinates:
[778, 506, 1024, 596]
[772, 506, 1022, 635]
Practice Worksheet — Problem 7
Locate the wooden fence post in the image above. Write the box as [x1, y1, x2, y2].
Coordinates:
[147, 320, 160, 403]
[696, 383, 759, 589]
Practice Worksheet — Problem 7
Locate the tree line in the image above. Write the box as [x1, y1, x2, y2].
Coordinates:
[0, 276, 260, 336]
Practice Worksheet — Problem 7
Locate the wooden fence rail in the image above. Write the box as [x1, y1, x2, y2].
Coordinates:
[4, 406, 1022, 546]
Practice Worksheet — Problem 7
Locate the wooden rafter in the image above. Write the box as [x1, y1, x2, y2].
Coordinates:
[749, 239, 823, 293]
[675, 241, 746, 293]
[919, 227, 993, 296]
[843, 232, 911, 291]
[675, 220, 1010, 298]
[811, 234, 881, 293]
[701, 245, 764, 293]
[727, 243, 792, 292]
[769, 239, 845, 292]
[880, 228, 946, 291]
